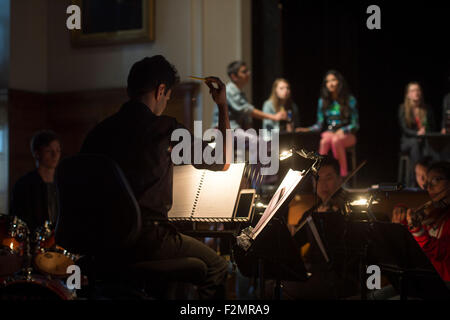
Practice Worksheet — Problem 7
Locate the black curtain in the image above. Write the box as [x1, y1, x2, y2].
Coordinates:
[253, 0, 450, 186]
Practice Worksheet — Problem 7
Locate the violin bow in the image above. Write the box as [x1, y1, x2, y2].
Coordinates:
[322, 160, 367, 207]
[293, 160, 367, 235]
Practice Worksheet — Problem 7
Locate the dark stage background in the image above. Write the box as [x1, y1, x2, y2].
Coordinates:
[252, 0, 450, 187]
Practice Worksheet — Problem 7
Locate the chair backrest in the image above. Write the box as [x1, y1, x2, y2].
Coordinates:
[55, 154, 142, 256]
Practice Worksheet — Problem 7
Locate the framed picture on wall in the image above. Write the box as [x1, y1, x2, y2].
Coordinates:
[71, 0, 155, 47]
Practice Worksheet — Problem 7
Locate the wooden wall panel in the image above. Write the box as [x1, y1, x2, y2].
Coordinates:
[7, 82, 199, 193]
[47, 88, 128, 157]
[8, 90, 48, 187]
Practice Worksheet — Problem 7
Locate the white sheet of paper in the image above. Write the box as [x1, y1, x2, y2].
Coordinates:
[193, 163, 245, 219]
[168, 165, 204, 218]
[251, 169, 304, 239]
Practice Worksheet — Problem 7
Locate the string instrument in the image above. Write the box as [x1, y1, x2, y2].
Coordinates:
[293, 160, 367, 234]
[409, 186, 450, 228]
[322, 160, 367, 212]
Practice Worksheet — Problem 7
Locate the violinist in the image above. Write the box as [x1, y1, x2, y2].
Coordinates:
[307, 156, 347, 214]
[392, 161, 450, 282]
[277, 157, 358, 299]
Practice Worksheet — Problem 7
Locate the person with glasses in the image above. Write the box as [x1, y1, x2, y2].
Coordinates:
[392, 161, 450, 282]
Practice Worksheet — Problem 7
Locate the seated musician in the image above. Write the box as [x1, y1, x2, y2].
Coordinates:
[296, 70, 359, 177]
[414, 156, 433, 190]
[392, 161, 450, 283]
[80, 55, 231, 300]
[262, 78, 300, 139]
[10, 130, 61, 233]
[398, 82, 437, 184]
[276, 157, 359, 299]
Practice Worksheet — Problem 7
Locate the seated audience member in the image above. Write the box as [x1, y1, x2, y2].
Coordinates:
[262, 78, 300, 139]
[398, 82, 437, 184]
[392, 161, 450, 283]
[80, 55, 231, 300]
[273, 157, 358, 300]
[212, 61, 285, 186]
[10, 130, 61, 233]
[296, 70, 359, 177]
[212, 61, 287, 131]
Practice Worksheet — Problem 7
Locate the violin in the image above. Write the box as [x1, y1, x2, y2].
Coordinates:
[409, 186, 450, 228]
[320, 160, 367, 210]
[293, 160, 367, 233]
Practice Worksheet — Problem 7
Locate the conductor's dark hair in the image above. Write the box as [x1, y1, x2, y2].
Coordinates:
[319, 156, 341, 177]
[127, 55, 180, 99]
[427, 161, 450, 181]
[30, 130, 60, 155]
[227, 61, 246, 78]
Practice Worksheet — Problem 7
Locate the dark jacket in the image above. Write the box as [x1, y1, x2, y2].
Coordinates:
[398, 103, 436, 138]
[80, 100, 220, 222]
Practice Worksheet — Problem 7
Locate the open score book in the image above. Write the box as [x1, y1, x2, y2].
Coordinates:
[168, 163, 246, 222]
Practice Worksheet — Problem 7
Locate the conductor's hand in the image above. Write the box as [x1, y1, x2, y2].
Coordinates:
[417, 127, 426, 136]
[391, 206, 407, 224]
[205, 77, 227, 107]
[442, 128, 447, 134]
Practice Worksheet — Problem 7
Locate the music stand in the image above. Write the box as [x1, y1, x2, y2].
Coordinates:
[234, 214, 309, 299]
[233, 160, 323, 299]
[306, 212, 450, 300]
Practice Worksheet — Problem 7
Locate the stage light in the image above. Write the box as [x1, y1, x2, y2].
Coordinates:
[279, 149, 293, 161]
[345, 195, 377, 221]
[350, 198, 368, 206]
[256, 202, 268, 208]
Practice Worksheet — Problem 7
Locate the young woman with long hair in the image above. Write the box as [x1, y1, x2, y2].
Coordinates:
[262, 78, 300, 137]
[297, 70, 359, 177]
[399, 82, 437, 184]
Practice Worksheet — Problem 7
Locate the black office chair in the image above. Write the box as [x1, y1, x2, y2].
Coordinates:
[55, 154, 207, 299]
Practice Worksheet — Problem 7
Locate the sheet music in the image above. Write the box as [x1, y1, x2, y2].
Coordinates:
[251, 169, 304, 239]
[193, 163, 245, 219]
[168, 165, 204, 218]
